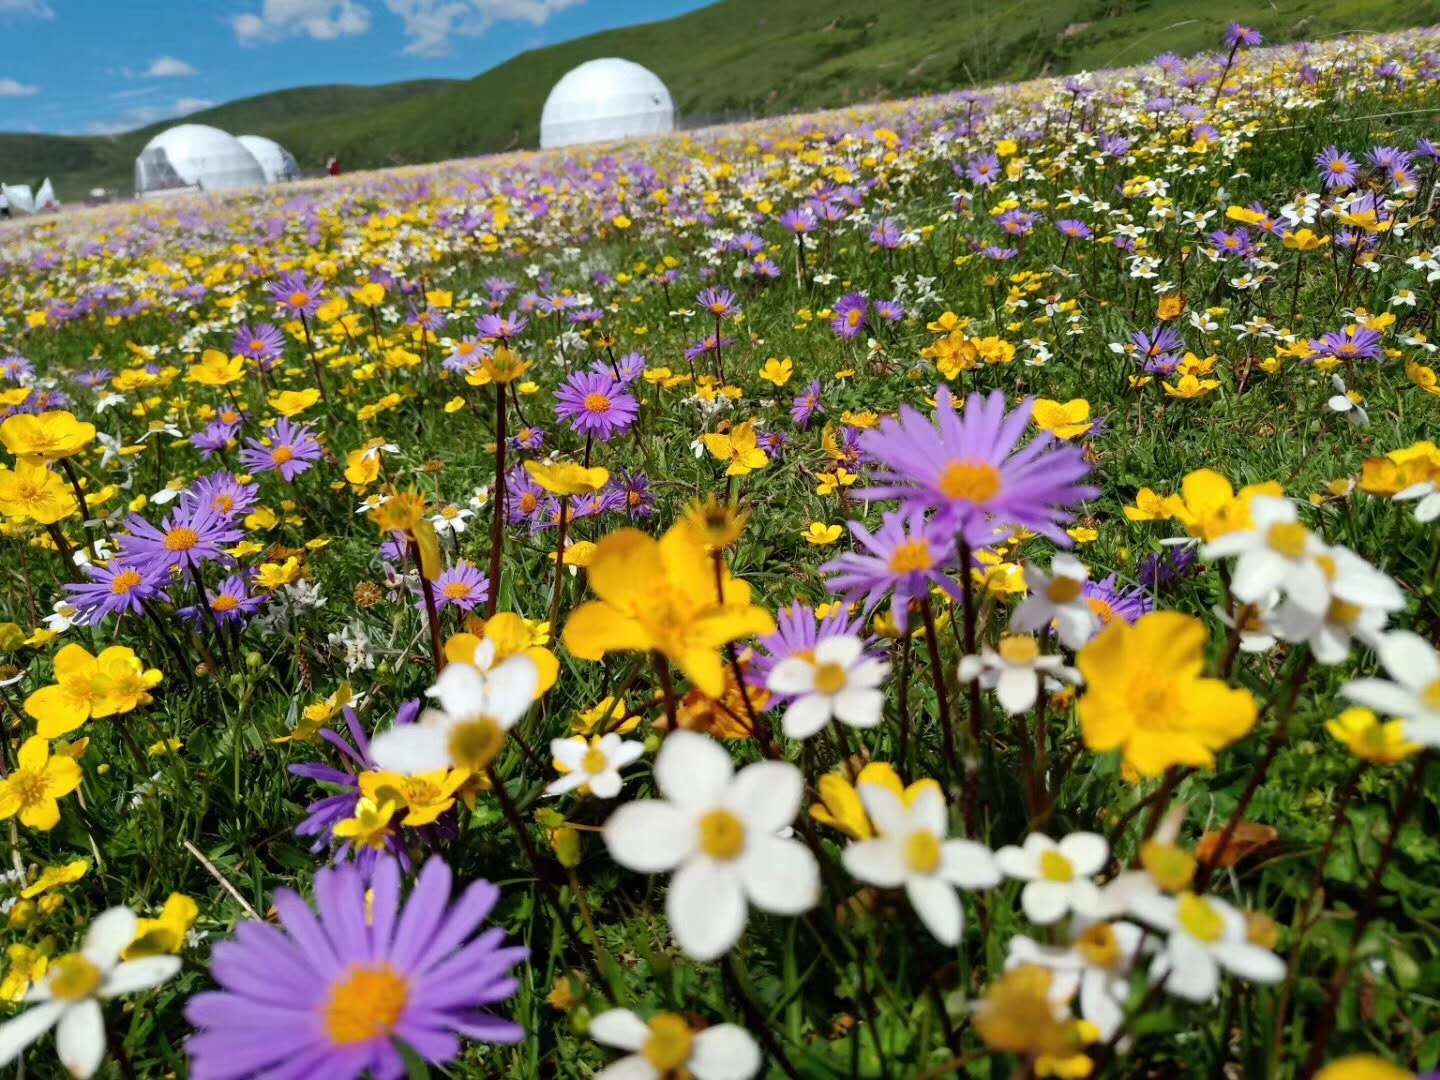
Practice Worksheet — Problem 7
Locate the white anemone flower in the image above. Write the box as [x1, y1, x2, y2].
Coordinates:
[603, 731, 818, 960]
[1326, 375, 1369, 427]
[1131, 891, 1285, 1001]
[369, 652, 539, 774]
[1200, 496, 1329, 617]
[841, 784, 999, 945]
[995, 832, 1109, 925]
[1012, 554, 1101, 649]
[1270, 544, 1402, 664]
[1210, 591, 1280, 654]
[957, 635, 1079, 716]
[1005, 920, 1150, 1039]
[765, 633, 890, 739]
[0, 907, 180, 1079]
[546, 734, 645, 799]
[1340, 630, 1440, 747]
[590, 1008, 760, 1080]
[1394, 480, 1440, 523]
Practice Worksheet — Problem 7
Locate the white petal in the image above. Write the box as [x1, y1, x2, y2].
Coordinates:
[781, 694, 834, 740]
[1080, 971, 1127, 1040]
[906, 876, 963, 945]
[1058, 832, 1108, 876]
[956, 655, 984, 683]
[483, 655, 540, 726]
[1129, 892, 1178, 931]
[56, 999, 105, 1079]
[690, 1024, 763, 1080]
[589, 1009, 650, 1052]
[1022, 881, 1071, 925]
[1161, 937, 1219, 1002]
[740, 837, 818, 915]
[84, 909, 137, 971]
[908, 785, 947, 837]
[832, 687, 884, 729]
[546, 771, 589, 796]
[551, 738, 589, 768]
[842, 838, 907, 887]
[0, 1001, 65, 1069]
[369, 725, 451, 775]
[596, 1055, 659, 1080]
[814, 634, 863, 668]
[1379, 631, 1440, 690]
[588, 771, 623, 799]
[1340, 678, 1423, 719]
[847, 658, 891, 689]
[1230, 551, 1285, 604]
[99, 958, 179, 998]
[766, 658, 816, 696]
[728, 761, 803, 834]
[994, 844, 1036, 881]
[939, 840, 1001, 889]
[604, 801, 696, 872]
[995, 667, 1038, 715]
[655, 731, 733, 809]
[1212, 942, 1285, 984]
[668, 859, 747, 961]
[428, 663, 488, 718]
[857, 784, 908, 837]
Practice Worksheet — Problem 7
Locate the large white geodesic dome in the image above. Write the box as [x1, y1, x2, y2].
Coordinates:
[237, 135, 301, 184]
[540, 58, 675, 150]
[134, 124, 266, 197]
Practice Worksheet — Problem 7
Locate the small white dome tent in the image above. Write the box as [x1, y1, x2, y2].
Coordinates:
[134, 124, 266, 198]
[34, 178, 57, 212]
[237, 135, 300, 184]
[1, 184, 35, 214]
[540, 58, 674, 150]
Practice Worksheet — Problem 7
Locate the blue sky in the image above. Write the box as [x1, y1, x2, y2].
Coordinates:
[0, 0, 712, 135]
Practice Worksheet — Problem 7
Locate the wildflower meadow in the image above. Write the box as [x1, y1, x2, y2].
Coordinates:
[4, 23, 1440, 1080]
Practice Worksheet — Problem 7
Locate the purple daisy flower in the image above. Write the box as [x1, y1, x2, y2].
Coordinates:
[616, 470, 653, 518]
[232, 323, 285, 369]
[870, 218, 904, 250]
[186, 472, 259, 521]
[241, 417, 323, 481]
[505, 469, 545, 525]
[1315, 146, 1359, 191]
[509, 426, 545, 453]
[1209, 228, 1254, 259]
[191, 420, 239, 460]
[476, 313, 527, 343]
[823, 509, 970, 630]
[1226, 22, 1262, 48]
[684, 334, 734, 363]
[832, 293, 870, 341]
[965, 154, 1001, 187]
[119, 504, 243, 574]
[1057, 219, 1093, 240]
[554, 371, 638, 442]
[792, 381, 825, 430]
[697, 287, 739, 321]
[859, 387, 1097, 545]
[184, 855, 526, 1080]
[65, 562, 165, 623]
[1082, 575, 1153, 628]
[1310, 327, 1384, 361]
[1131, 325, 1184, 374]
[181, 574, 267, 627]
[268, 271, 325, 320]
[874, 300, 905, 324]
[0, 354, 33, 382]
[433, 560, 490, 614]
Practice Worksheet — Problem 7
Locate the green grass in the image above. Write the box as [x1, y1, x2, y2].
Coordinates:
[5, 0, 1440, 200]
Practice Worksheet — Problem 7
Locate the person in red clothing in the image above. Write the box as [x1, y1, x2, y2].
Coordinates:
[327, 157, 341, 177]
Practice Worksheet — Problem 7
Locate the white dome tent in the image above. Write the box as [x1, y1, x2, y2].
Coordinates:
[133, 124, 266, 198]
[540, 58, 675, 150]
[237, 134, 300, 184]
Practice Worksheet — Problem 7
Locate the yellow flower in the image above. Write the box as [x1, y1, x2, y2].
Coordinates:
[332, 796, 401, 852]
[354, 282, 387, 307]
[524, 460, 610, 497]
[1077, 612, 1257, 777]
[611, 214, 632, 230]
[1406, 361, 1440, 397]
[815, 468, 858, 496]
[24, 643, 162, 738]
[572, 695, 640, 736]
[810, 763, 939, 839]
[0, 945, 48, 1003]
[255, 557, 303, 590]
[20, 859, 89, 899]
[563, 523, 775, 698]
[1067, 526, 1098, 544]
[125, 894, 199, 959]
[478, 346, 532, 384]
[1031, 399, 1093, 440]
[1166, 469, 1283, 542]
[1156, 294, 1186, 321]
[373, 489, 429, 532]
[0, 736, 83, 831]
[702, 420, 769, 476]
[0, 411, 96, 463]
[1358, 442, 1440, 498]
[1282, 228, 1329, 252]
[803, 522, 842, 546]
[0, 461, 77, 524]
[975, 966, 1072, 1056]
[273, 682, 353, 744]
[759, 357, 794, 387]
[1163, 374, 1221, 399]
[267, 387, 322, 417]
[1325, 707, 1419, 765]
[448, 614, 560, 700]
[359, 769, 470, 827]
[187, 350, 246, 387]
[344, 442, 386, 488]
[1314, 1057, 1412, 1080]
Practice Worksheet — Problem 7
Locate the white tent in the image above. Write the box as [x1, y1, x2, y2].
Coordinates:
[134, 124, 266, 198]
[539, 58, 675, 150]
[237, 134, 300, 184]
[2, 184, 34, 214]
[34, 178, 57, 212]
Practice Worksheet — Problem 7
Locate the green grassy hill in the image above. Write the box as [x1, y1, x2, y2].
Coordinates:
[4, 0, 1437, 200]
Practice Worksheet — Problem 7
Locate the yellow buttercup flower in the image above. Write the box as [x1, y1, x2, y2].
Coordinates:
[1163, 373, 1221, 399]
[1077, 612, 1257, 777]
[525, 460, 610, 497]
[759, 356, 794, 387]
[359, 769, 470, 827]
[267, 387, 322, 417]
[187, 350, 245, 387]
[0, 411, 96, 462]
[0, 736, 83, 831]
[1031, 398, 1093, 440]
[571, 695, 640, 736]
[125, 894, 199, 959]
[802, 522, 843, 545]
[273, 682, 352, 744]
[332, 797, 401, 852]
[810, 763, 940, 839]
[0, 945, 48, 1003]
[702, 420, 769, 476]
[24, 643, 162, 738]
[354, 282, 386, 307]
[0, 461, 77, 524]
[1314, 1057, 1412, 1080]
[1325, 707, 1419, 765]
[20, 859, 89, 899]
[1166, 469, 1282, 542]
[255, 557, 303, 591]
[448, 614, 560, 699]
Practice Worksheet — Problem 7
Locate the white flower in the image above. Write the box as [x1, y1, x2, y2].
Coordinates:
[370, 650, 539, 774]
[1201, 496, 1328, 618]
[1211, 592, 1279, 654]
[430, 504, 474, 535]
[1326, 375, 1368, 427]
[603, 731, 818, 960]
[44, 599, 81, 634]
[765, 634, 889, 739]
[1341, 630, 1440, 746]
[957, 635, 1079, 716]
[590, 1009, 760, 1080]
[1131, 891, 1284, 1001]
[841, 784, 999, 945]
[0, 907, 180, 1079]
[1270, 544, 1402, 664]
[547, 734, 644, 799]
[995, 832, 1108, 925]
[1005, 921, 1150, 1039]
[1012, 554, 1100, 649]
[1394, 480, 1440, 524]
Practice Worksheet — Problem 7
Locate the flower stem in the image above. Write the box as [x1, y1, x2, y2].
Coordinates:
[485, 383, 507, 618]
[409, 539, 444, 675]
[919, 596, 960, 783]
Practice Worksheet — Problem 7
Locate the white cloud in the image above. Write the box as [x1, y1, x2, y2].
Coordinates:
[0, 0, 53, 18]
[84, 97, 217, 135]
[0, 77, 39, 97]
[145, 56, 198, 78]
[110, 86, 161, 100]
[385, 0, 584, 58]
[233, 0, 372, 44]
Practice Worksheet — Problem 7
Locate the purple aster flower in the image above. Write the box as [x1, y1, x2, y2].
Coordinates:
[1131, 325, 1184, 374]
[982, 245, 1018, 262]
[554, 371, 638, 441]
[1310, 326, 1384, 361]
[0, 354, 32, 382]
[119, 504, 243, 574]
[874, 300, 905, 324]
[186, 472, 260, 521]
[1057, 219, 1093, 240]
[1209, 228, 1254, 258]
[476, 313, 527, 342]
[444, 337, 488, 374]
[1316, 146, 1359, 191]
[1226, 23, 1262, 48]
[997, 209, 1037, 238]
[684, 334, 734, 363]
[781, 207, 817, 235]
[268, 271, 325, 320]
[509, 426, 545, 453]
[616, 470, 653, 518]
[184, 855, 525, 1080]
[859, 387, 1097, 544]
[748, 602, 867, 699]
[181, 574, 267, 627]
[823, 509, 967, 630]
[612, 352, 647, 384]
[965, 154, 1001, 187]
[433, 560, 490, 614]
[1139, 546, 1199, 594]
[756, 430, 790, 457]
[697, 287, 739, 321]
[505, 468, 545, 525]
[231, 323, 285, 369]
[75, 369, 112, 390]
[832, 293, 870, 341]
[1100, 135, 1132, 158]
[792, 381, 825, 430]
[241, 417, 323, 481]
[870, 218, 904, 250]
[1082, 575, 1153, 628]
[65, 562, 165, 623]
[191, 420, 238, 460]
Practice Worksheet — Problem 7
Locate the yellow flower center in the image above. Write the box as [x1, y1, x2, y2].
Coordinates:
[164, 526, 201, 552]
[1326, 598, 1361, 627]
[110, 569, 144, 595]
[1265, 522, 1308, 559]
[214, 494, 236, 513]
[1040, 849, 1075, 882]
[1075, 923, 1121, 969]
[846, 308, 864, 329]
[1177, 892, 1225, 943]
[1086, 596, 1117, 624]
[904, 829, 942, 874]
[289, 292, 311, 309]
[583, 392, 612, 415]
[48, 954, 102, 1002]
[998, 635, 1040, 665]
[446, 717, 506, 772]
[938, 460, 1002, 503]
[272, 446, 295, 466]
[323, 964, 409, 1046]
[698, 809, 746, 861]
[1424, 680, 1440, 712]
[1047, 577, 1083, 603]
[1126, 673, 1177, 717]
[10, 767, 51, 808]
[643, 1014, 694, 1071]
[888, 539, 934, 574]
[1140, 840, 1196, 892]
[212, 594, 240, 614]
[442, 582, 472, 600]
[813, 661, 849, 695]
[582, 748, 609, 775]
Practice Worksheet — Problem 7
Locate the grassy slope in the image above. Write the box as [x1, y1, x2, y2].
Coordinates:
[5, 0, 1438, 199]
